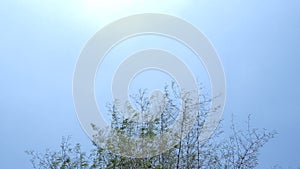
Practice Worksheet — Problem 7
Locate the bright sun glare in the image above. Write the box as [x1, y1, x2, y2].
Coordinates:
[81, 0, 186, 25]
[82, 0, 137, 24]
[86, 0, 134, 9]
[28, 0, 187, 27]
[85, 0, 135, 14]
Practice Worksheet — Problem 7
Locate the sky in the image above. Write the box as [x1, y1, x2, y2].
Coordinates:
[1, 0, 300, 168]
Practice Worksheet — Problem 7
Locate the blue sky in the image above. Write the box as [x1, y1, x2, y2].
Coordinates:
[1, 0, 300, 168]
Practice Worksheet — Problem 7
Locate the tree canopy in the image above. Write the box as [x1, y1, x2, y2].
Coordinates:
[27, 85, 276, 169]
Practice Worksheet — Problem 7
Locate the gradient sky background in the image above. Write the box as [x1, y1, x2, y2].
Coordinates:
[1, 0, 300, 168]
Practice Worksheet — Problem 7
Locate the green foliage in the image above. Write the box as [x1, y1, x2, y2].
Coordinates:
[27, 86, 276, 169]
[26, 137, 90, 169]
